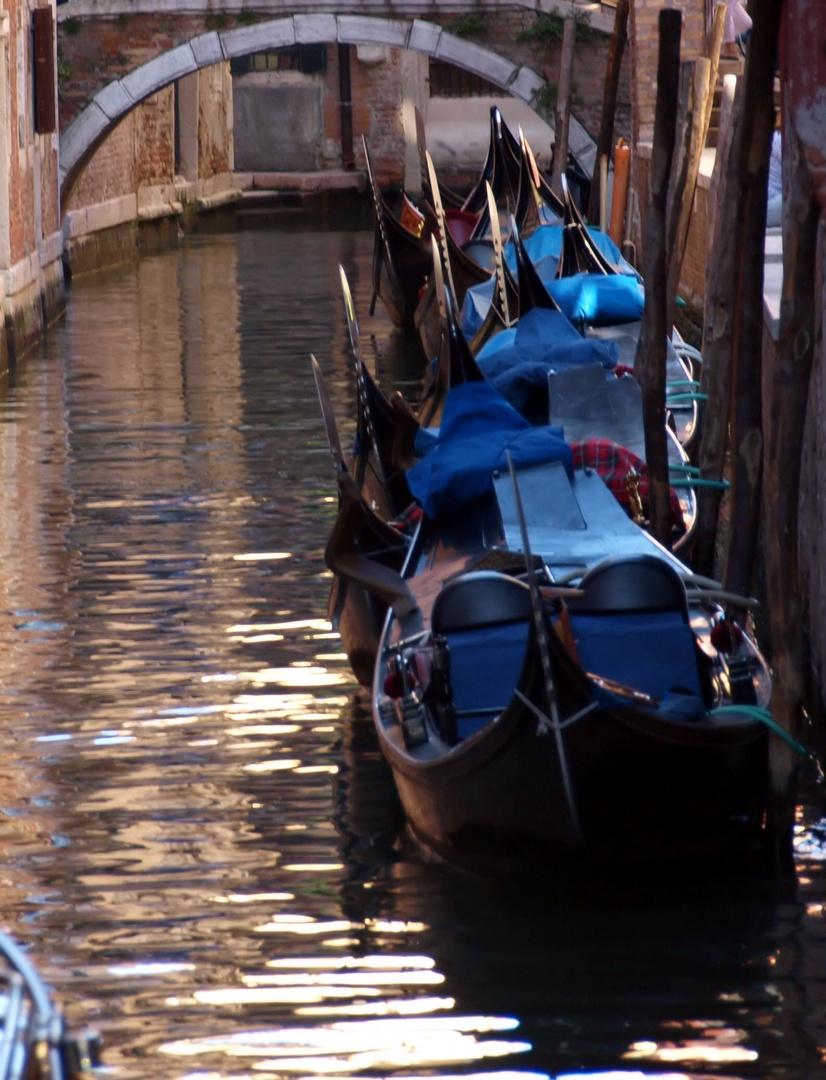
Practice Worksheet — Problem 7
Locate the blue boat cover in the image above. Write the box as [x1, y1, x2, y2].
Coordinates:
[521, 225, 633, 273]
[569, 610, 702, 699]
[473, 309, 619, 420]
[406, 382, 572, 520]
[460, 227, 638, 338]
[444, 621, 532, 738]
[546, 273, 645, 326]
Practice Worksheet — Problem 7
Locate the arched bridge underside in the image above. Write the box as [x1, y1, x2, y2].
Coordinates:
[58, 11, 600, 200]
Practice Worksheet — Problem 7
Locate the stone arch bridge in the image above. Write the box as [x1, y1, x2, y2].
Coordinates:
[57, 0, 616, 199]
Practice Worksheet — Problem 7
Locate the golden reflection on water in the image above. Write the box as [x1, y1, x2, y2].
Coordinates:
[0, 230, 818, 1080]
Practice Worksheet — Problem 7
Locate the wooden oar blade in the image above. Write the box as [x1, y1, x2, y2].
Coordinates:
[339, 264, 362, 358]
[414, 105, 428, 191]
[425, 149, 458, 303]
[486, 180, 512, 327]
[430, 233, 447, 328]
[311, 354, 347, 474]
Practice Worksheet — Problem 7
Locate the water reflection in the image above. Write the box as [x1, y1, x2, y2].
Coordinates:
[0, 225, 819, 1080]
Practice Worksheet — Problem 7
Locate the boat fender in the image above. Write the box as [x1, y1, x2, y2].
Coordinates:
[383, 652, 430, 749]
[710, 618, 758, 706]
[423, 635, 458, 745]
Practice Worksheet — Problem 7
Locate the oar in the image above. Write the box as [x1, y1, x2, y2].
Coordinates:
[506, 451, 583, 842]
[310, 355, 347, 477]
[362, 135, 402, 316]
[520, 127, 543, 193]
[338, 265, 388, 487]
[414, 105, 428, 192]
[339, 263, 363, 361]
[486, 180, 512, 327]
[430, 233, 447, 330]
[425, 149, 458, 305]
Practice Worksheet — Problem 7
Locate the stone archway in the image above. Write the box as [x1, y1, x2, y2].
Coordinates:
[59, 13, 597, 200]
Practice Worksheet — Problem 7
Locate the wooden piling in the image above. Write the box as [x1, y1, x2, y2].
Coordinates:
[633, 8, 682, 547]
[723, 0, 784, 607]
[608, 141, 631, 246]
[665, 4, 725, 328]
[551, 14, 577, 199]
[764, 134, 819, 835]
[587, 0, 629, 225]
[692, 75, 742, 578]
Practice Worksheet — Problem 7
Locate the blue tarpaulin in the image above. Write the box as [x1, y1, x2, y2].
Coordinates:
[460, 225, 638, 338]
[546, 273, 645, 326]
[473, 309, 619, 420]
[406, 382, 572, 519]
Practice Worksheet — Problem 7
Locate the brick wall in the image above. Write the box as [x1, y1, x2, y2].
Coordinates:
[629, 0, 706, 146]
[6, 1, 61, 266]
[236, 29, 631, 187]
[66, 61, 233, 215]
[136, 85, 175, 187]
[199, 62, 234, 177]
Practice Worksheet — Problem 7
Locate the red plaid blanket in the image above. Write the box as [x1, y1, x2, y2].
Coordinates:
[571, 438, 685, 534]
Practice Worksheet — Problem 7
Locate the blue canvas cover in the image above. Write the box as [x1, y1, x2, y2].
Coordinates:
[520, 225, 633, 273]
[546, 273, 645, 326]
[406, 382, 573, 520]
[460, 228, 637, 338]
[445, 621, 532, 738]
[569, 610, 702, 699]
[473, 309, 619, 420]
[460, 275, 497, 340]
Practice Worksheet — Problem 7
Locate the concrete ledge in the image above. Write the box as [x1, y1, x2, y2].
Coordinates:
[63, 194, 139, 240]
[196, 188, 244, 211]
[195, 171, 238, 199]
[234, 169, 366, 193]
[2, 251, 40, 297]
[40, 229, 64, 269]
[138, 200, 183, 221]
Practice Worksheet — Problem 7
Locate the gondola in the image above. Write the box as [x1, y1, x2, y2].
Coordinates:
[460, 180, 702, 450]
[360, 308, 784, 869]
[0, 926, 101, 1080]
[315, 273, 793, 871]
[364, 137, 436, 332]
[367, 110, 563, 336]
[322, 245, 701, 686]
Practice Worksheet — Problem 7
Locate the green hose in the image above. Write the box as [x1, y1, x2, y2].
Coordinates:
[666, 392, 709, 403]
[670, 477, 730, 490]
[668, 464, 702, 476]
[710, 705, 809, 756]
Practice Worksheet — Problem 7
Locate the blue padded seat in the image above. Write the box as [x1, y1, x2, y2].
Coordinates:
[566, 555, 701, 700]
[431, 572, 533, 738]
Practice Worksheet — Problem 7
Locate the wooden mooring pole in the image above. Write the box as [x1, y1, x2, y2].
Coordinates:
[693, 75, 743, 578]
[665, 2, 726, 330]
[551, 14, 576, 199]
[587, 0, 629, 226]
[633, 8, 682, 548]
[722, 0, 784, 609]
[765, 140, 819, 836]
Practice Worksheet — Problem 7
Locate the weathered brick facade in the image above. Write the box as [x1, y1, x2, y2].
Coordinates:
[628, 0, 706, 146]
[0, 0, 64, 364]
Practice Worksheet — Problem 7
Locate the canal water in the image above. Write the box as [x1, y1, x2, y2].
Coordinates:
[1, 221, 826, 1080]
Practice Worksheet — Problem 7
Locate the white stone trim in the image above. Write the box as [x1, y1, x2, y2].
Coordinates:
[62, 194, 139, 239]
[1, 252, 40, 300]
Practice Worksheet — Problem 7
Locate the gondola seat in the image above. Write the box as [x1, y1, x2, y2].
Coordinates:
[566, 555, 703, 702]
[431, 571, 532, 738]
